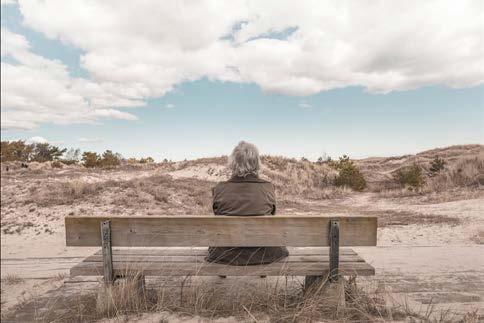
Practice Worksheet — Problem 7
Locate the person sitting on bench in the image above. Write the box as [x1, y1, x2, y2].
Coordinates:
[205, 141, 289, 266]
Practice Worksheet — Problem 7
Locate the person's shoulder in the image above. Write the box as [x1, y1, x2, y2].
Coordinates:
[212, 180, 229, 194]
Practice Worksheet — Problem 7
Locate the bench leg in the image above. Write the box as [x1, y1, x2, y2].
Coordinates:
[329, 220, 339, 282]
[101, 220, 114, 285]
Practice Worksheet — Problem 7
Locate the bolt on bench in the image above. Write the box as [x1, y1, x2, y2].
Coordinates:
[65, 215, 377, 290]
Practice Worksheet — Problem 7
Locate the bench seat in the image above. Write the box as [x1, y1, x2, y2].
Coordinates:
[70, 247, 375, 277]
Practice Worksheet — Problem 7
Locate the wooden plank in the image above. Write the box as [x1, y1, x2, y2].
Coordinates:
[329, 219, 339, 282]
[70, 260, 375, 276]
[101, 220, 114, 284]
[65, 216, 377, 247]
[92, 247, 359, 257]
[83, 254, 365, 263]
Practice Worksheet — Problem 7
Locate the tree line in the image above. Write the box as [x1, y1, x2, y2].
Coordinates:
[1, 140, 155, 168]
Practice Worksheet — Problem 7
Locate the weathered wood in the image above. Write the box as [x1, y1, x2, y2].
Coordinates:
[329, 220, 340, 282]
[70, 260, 375, 276]
[91, 247, 359, 257]
[101, 220, 113, 284]
[84, 254, 365, 263]
[65, 216, 377, 247]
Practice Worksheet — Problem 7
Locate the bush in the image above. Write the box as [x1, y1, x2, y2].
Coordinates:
[51, 161, 63, 168]
[127, 156, 155, 164]
[394, 163, 425, 189]
[1, 141, 66, 162]
[139, 157, 154, 164]
[332, 155, 367, 191]
[30, 143, 67, 162]
[1, 140, 32, 162]
[99, 150, 121, 168]
[429, 156, 445, 175]
[82, 151, 100, 168]
[62, 148, 81, 165]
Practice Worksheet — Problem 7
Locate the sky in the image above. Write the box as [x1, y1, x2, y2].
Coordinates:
[1, 0, 483, 161]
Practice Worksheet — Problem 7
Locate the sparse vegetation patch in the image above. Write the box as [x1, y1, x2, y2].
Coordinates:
[330, 155, 367, 191]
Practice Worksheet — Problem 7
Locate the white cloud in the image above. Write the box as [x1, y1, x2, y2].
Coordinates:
[27, 136, 48, 144]
[298, 101, 311, 109]
[164, 103, 175, 109]
[78, 137, 102, 143]
[1, 28, 141, 130]
[2, 0, 483, 129]
[92, 109, 137, 120]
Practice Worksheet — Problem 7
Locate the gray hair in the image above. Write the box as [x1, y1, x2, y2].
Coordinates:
[228, 141, 260, 177]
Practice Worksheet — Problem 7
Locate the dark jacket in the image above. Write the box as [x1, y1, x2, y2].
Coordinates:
[205, 174, 289, 265]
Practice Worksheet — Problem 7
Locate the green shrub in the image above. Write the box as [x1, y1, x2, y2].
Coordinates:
[139, 157, 154, 164]
[1, 140, 32, 162]
[1, 141, 66, 162]
[30, 143, 67, 162]
[51, 160, 63, 168]
[99, 150, 121, 168]
[429, 156, 445, 175]
[394, 163, 425, 189]
[332, 155, 366, 191]
[82, 151, 100, 168]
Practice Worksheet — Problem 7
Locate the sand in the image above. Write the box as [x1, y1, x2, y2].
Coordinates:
[1, 153, 483, 320]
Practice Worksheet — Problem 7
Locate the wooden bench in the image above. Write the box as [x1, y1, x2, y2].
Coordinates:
[65, 215, 377, 290]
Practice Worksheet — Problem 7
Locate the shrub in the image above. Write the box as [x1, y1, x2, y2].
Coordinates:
[139, 157, 154, 164]
[429, 156, 445, 175]
[99, 150, 122, 168]
[0, 140, 66, 162]
[1, 140, 32, 162]
[394, 163, 425, 189]
[82, 151, 100, 168]
[62, 148, 81, 165]
[30, 143, 67, 162]
[51, 160, 63, 168]
[332, 155, 366, 191]
[128, 156, 155, 164]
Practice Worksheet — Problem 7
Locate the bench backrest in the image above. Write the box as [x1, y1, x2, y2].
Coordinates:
[65, 215, 377, 247]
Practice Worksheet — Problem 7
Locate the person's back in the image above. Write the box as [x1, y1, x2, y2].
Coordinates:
[205, 141, 289, 266]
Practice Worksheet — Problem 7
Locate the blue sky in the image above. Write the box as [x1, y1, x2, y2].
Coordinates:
[1, 1, 483, 161]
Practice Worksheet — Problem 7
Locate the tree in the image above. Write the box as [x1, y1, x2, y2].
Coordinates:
[30, 143, 66, 162]
[1, 140, 32, 162]
[99, 150, 121, 168]
[62, 148, 81, 165]
[82, 151, 100, 168]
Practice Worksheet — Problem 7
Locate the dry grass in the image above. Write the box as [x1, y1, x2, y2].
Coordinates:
[24, 180, 106, 207]
[1, 273, 25, 285]
[371, 151, 484, 202]
[9, 273, 479, 323]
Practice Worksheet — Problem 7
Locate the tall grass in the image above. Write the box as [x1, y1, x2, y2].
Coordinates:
[17, 271, 480, 322]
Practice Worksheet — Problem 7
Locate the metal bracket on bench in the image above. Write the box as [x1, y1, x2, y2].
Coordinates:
[101, 220, 114, 284]
[329, 219, 340, 282]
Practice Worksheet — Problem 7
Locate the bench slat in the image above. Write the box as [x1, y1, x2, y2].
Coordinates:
[83, 254, 365, 263]
[92, 247, 359, 257]
[70, 260, 375, 276]
[66, 216, 377, 247]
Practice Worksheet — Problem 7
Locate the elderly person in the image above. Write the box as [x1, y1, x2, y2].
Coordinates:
[205, 141, 289, 266]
